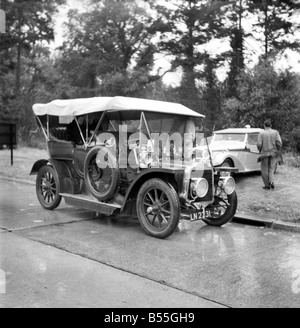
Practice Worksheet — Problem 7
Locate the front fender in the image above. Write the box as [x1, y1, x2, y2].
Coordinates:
[213, 153, 245, 172]
[212, 153, 228, 166]
[121, 168, 183, 211]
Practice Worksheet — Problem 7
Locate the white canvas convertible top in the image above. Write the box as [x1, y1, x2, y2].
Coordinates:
[32, 96, 205, 118]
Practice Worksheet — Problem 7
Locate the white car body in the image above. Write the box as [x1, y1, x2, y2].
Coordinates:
[207, 127, 264, 173]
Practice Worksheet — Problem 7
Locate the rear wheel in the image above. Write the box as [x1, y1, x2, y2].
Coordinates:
[36, 165, 62, 210]
[136, 178, 180, 239]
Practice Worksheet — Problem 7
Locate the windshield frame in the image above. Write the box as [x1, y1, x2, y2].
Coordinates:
[212, 133, 247, 143]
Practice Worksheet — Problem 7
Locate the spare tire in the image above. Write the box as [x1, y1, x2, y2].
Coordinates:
[84, 146, 120, 201]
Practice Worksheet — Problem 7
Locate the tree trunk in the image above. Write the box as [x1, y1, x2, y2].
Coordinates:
[15, 41, 21, 95]
[263, 0, 269, 56]
[15, 6, 22, 95]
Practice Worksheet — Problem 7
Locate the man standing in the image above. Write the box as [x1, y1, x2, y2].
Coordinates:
[257, 119, 282, 190]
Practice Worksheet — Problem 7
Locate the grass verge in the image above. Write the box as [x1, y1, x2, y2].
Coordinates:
[235, 156, 300, 223]
[0, 147, 48, 183]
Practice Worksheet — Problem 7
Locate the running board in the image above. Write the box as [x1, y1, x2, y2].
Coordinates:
[60, 193, 121, 216]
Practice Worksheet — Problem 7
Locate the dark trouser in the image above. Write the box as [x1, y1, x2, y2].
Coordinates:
[260, 156, 277, 187]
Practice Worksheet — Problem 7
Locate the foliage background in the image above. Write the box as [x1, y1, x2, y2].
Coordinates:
[0, 0, 300, 151]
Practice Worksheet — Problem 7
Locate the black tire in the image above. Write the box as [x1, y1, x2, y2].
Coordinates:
[36, 165, 62, 210]
[203, 191, 237, 226]
[84, 146, 120, 201]
[136, 178, 180, 239]
[219, 158, 234, 176]
[221, 158, 234, 168]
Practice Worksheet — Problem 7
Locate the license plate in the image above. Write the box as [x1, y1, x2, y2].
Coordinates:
[190, 207, 207, 221]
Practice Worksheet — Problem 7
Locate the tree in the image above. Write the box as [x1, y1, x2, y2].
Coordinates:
[0, 0, 65, 94]
[17, 48, 77, 142]
[0, 0, 66, 143]
[225, 0, 246, 98]
[248, 0, 300, 57]
[154, 0, 232, 115]
[61, 0, 165, 97]
[223, 60, 300, 148]
[201, 56, 223, 133]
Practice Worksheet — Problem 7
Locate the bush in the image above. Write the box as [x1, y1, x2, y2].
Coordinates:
[18, 130, 47, 150]
[283, 152, 300, 168]
[291, 127, 300, 153]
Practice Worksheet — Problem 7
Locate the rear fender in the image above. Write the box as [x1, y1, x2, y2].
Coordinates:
[30, 159, 72, 193]
[30, 159, 49, 175]
[30, 158, 71, 175]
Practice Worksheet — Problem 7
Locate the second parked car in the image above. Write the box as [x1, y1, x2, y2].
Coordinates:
[203, 127, 264, 173]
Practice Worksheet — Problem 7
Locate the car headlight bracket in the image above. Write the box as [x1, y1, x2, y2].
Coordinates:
[218, 176, 235, 195]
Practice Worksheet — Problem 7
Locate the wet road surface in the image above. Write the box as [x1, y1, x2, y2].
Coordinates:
[1, 179, 300, 308]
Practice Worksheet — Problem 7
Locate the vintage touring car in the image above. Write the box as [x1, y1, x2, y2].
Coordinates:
[30, 96, 238, 238]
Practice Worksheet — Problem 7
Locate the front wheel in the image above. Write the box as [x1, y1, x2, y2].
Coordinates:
[136, 178, 180, 239]
[221, 158, 234, 168]
[203, 191, 237, 226]
[36, 165, 62, 210]
[218, 159, 234, 176]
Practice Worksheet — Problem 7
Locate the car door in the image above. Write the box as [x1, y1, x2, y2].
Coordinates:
[245, 133, 260, 171]
[73, 147, 89, 178]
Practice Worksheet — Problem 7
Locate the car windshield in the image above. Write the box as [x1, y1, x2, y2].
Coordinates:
[106, 111, 140, 133]
[105, 111, 204, 142]
[213, 133, 246, 142]
[144, 112, 203, 136]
